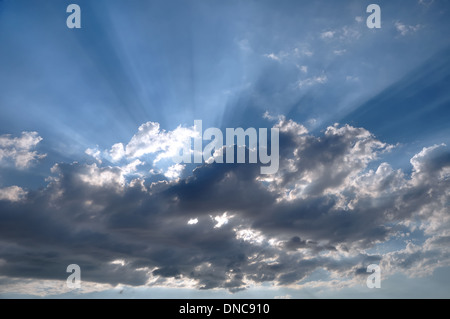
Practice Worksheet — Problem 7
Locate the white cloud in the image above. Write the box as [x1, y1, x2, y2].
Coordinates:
[320, 27, 360, 41]
[297, 65, 308, 73]
[297, 75, 328, 88]
[293, 47, 313, 57]
[164, 163, 185, 180]
[320, 31, 335, 39]
[124, 122, 198, 163]
[274, 115, 308, 135]
[85, 147, 102, 163]
[110, 143, 126, 162]
[213, 212, 233, 228]
[51, 163, 126, 189]
[395, 22, 422, 36]
[86, 121, 199, 172]
[122, 159, 144, 175]
[0, 276, 112, 297]
[355, 16, 363, 23]
[264, 47, 313, 63]
[188, 218, 198, 225]
[264, 51, 290, 62]
[110, 259, 127, 266]
[0, 132, 46, 169]
[334, 49, 346, 56]
[340, 26, 360, 40]
[345, 75, 359, 82]
[234, 228, 265, 245]
[264, 53, 281, 61]
[0, 186, 27, 202]
[271, 120, 392, 202]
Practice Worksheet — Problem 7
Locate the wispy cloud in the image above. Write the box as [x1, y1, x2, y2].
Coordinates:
[297, 75, 328, 88]
[334, 49, 347, 56]
[0, 132, 46, 169]
[395, 21, 422, 36]
[264, 52, 283, 61]
[320, 26, 360, 41]
[320, 31, 335, 39]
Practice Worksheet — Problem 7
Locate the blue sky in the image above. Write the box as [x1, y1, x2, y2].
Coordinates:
[0, 0, 450, 298]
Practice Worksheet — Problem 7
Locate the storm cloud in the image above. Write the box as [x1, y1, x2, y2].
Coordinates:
[0, 117, 449, 294]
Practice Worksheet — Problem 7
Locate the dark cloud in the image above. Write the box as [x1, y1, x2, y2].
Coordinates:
[0, 119, 449, 293]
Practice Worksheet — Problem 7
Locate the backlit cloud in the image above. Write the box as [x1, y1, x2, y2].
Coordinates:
[0, 131, 46, 169]
[0, 117, 449, 295]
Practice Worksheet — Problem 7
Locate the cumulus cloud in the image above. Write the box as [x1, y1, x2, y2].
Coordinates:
[0, 117, 449, 295]
[0, 131, 46, 168]
[123, 122, 198, 162]
[84, 121, 199, 180]
[0, 186, 27, 202]
[86, 122, 198, 166]
[164, 164, 185, 180]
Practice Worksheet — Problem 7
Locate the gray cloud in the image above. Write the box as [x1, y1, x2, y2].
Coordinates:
[0, 118, 449, 294]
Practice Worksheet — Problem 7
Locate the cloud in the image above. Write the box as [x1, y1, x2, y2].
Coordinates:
[334, 49, 346, 56]
[1, 117, 449, 295]
[264, 53, 282, 61]
[85, 121, 199, 179]
[297, 48, 313, 57]
[320, 27, 360, 41]
[237, 39, 251, 52]
[264, 47, 313, 63]
[320, 31, 335, 39]
[164, 164, 185, 180]
[85, 121, 198, 165]
[297, 65, 308, 73]
[297, 75, 328, 88]
[345, 75, 359, 82]
[85, 147, 102, 163]
[418, 0, 434, 7]
[124, 122, 198, 162]
[110, 143, 126, 162]
[0, 186, 27, 202]
[395, 22, 422, 36]
[340, 26, 361, 40]
[0, 131, 46, 169]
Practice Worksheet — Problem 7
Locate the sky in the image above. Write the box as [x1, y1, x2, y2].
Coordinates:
[0, 0, 450, 298]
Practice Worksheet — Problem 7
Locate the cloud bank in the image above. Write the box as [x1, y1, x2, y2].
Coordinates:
[0, 117, 449, 295]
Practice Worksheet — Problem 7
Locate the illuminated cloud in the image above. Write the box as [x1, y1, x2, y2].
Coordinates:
[0, 131, 46, 169]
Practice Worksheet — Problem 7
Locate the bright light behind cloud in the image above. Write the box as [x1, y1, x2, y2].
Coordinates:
[0, 0, 449, 299]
